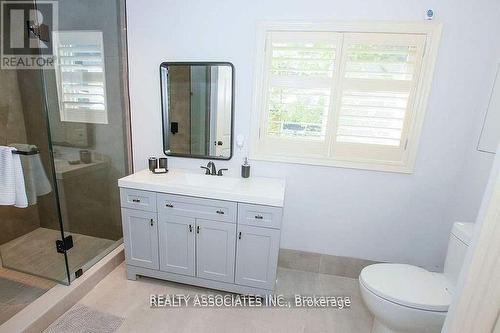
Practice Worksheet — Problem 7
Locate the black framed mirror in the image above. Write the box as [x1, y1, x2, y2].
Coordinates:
[160, 62, 234, 160]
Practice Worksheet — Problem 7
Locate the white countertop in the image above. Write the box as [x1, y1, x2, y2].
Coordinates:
[118, 169, 286, 207]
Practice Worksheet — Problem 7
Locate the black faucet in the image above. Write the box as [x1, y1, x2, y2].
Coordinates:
[207, 161, 216, 175]
[200, 161, 227, 176]
[200, 161, 216, 175]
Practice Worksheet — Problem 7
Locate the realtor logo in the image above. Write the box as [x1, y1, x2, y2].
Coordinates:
[1, 0, 58, 69]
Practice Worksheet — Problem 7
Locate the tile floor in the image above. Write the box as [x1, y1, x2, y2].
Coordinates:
[0, 268, 55, 324]
[51, 263, 373, 333]
[0, 227, 116, 324]
[0, 228, 116, 282]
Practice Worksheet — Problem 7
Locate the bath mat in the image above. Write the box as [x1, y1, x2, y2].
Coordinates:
[44, 304, 124, 333]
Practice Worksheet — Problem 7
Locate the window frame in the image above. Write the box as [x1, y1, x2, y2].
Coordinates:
[250, 21, 442, 173]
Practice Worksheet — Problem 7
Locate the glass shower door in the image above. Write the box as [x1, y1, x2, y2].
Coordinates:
[0, 0, 70, 285]
[0, 0, 129, 287]
[41, 0, 130, 282]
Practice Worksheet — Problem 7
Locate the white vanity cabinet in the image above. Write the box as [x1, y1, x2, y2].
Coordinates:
[121, 208, 159, 270]
[158, 215, 195, 276]
[118, 169, 285, 295]
[195, 219, 236, 283]
[235, 225, 281, 290]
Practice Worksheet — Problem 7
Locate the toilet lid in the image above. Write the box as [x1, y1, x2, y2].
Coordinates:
[360, 263, 452, 312]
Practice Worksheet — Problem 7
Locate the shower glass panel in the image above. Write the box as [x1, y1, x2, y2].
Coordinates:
[42, 0, 130, 282]
[0, 0, 129, 295]
[0, 0, 70, 287]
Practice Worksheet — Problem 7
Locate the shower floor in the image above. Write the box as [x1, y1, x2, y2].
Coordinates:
[0, 228, 116, 283]
[0, 267, 55, 324]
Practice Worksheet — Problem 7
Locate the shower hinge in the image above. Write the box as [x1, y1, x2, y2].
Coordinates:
[75, 268, 83, 279]
[56, 235, 74, 254]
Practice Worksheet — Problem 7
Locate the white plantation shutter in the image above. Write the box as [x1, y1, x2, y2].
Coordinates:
[331, 33, 426, 164]
[53, 31, 108, 124]
[259, 31, 341, 157]
[254, 27, 434, 172]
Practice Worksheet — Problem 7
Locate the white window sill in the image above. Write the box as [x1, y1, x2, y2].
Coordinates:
[249, 152, 414, 174]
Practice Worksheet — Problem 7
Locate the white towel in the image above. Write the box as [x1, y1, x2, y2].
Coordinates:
[9, 144, 52, 205]
[0, 146, 28, 208]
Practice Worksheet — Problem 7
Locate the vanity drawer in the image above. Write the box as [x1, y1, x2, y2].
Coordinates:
[238, 203, 282, 229]
[120, 188, 157, 212]
[157, 193, 237, 223]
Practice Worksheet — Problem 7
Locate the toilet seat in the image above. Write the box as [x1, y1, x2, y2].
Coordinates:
[359, 263, 452, 312]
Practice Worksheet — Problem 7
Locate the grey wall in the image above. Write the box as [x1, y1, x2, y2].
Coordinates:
[0, 71, 41, 244]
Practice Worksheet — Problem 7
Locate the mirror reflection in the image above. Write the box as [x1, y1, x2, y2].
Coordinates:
[161, 63, 234, 159]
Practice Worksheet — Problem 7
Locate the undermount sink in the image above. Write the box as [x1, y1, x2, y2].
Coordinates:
[182, 173, 240, 190]
[118, 168, 286, 207]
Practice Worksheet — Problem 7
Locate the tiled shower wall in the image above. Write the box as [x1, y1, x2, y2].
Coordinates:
[0, 71, 41, 245]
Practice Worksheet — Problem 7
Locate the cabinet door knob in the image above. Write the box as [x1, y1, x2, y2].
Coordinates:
[132, 199, 140, 203]
[216, 210, 225, 215]
[196, 226, 200, 234]
[254, 215, 263, 220]
[238, 232, 242, 240]
[189, 224, 193, 233]
[150, 219, 154, 226]
[165, 203, 174, 208]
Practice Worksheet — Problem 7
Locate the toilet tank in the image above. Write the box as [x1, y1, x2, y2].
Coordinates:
[443, 222, 474, 286]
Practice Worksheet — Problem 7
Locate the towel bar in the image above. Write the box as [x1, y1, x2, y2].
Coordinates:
[11, 148, 40, 155]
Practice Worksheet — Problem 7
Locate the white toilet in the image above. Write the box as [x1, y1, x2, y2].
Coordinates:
[359, 222, 474, 333]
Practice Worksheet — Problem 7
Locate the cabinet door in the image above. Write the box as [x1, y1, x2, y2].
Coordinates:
[235, 225, 281, 290]
[158, 215, 195, 276]
[121, 208, 159, 270]
[195, 219, 236, 283]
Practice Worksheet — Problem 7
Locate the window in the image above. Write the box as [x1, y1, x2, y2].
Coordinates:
[251, 22, 441, 173]
[53, 31, 108, 124]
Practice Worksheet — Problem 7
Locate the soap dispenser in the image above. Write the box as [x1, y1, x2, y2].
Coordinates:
[241, 157, 250, 178]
